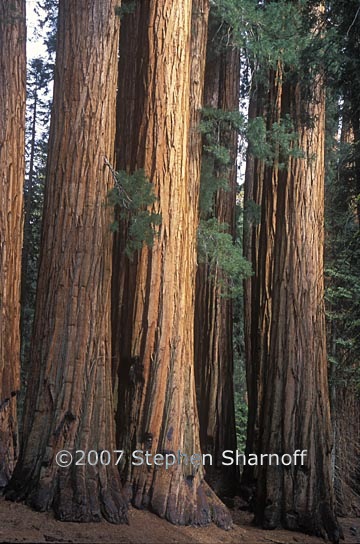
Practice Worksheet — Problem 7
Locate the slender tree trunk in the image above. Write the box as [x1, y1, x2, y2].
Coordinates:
[111, 0, 148, 448]
[113, 0, 231, 527]
[0, 0, 26, 489]
[242, 64, 282, 493]
[194, 26, 240, 497]
[6, 0, 127, 523]
[255, 69, 341, 541]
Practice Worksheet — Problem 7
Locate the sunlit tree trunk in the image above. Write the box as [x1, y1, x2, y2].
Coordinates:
[195, 24, 240, 497]
[6, 0, 127, 523]
[0, 0, 26, 488]
[113, 0, 231, 527]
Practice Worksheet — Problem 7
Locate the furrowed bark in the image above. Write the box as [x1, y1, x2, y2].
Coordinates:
[244, 6, 341, 540]
[0, 0, 26, 489]
[113, 0, 231, 528]
[242, 64, 282, 493]
[255, 69, 341, 543]
[6, 0, 127, 523]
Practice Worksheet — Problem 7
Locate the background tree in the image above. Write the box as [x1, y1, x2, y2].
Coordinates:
[324, 0, 360, 516]
[20, 57, 52, 431]
[242, 63, 282, 493]
[0, 0, 26, 488]
[215, 0, 341, 539]
[194, 14, 241, 497]
[6, 0, 127, 523]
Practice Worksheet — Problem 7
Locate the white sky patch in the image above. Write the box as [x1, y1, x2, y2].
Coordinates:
[27, 1, 49, 61]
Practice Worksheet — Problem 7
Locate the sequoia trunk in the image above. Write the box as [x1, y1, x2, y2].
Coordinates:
[0, 0, 26, 488]
[255, 71, 341, 542]
[242, 64, 282, 492]
[194, 27, 240, 497]
[6, 0, 127, 523]
[113, 0, 231, 527]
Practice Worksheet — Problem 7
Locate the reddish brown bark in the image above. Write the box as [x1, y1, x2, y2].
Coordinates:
[6, 0, 126, 523]
[0, 0, 26, 488]
[112, 0, 231, 528]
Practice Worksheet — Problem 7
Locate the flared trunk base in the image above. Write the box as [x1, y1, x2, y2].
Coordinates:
[255, 501, 343, 543]
[6, 466, 128, 524]
[128, 470, 232, 529]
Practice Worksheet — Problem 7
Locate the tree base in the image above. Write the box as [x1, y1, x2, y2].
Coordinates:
[5, 464, 128, 524]
[204, 466, 239, 501]
[256, 500, 343, 544]
[129, 469, 233, 529]
[0, 397, 18, 490]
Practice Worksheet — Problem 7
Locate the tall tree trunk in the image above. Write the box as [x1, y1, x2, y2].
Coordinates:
[0, 0, 26, 489]
[194, 25, 240, 497]
[255, 68, 341, 541]
[113, 0, 231, 528]
[242, 64, 282, 493]
[6, 0, 127, 523]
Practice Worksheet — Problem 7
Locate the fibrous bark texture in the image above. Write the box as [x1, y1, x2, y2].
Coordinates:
[255, 71, 341, 542]
[0, 0, 26, 489]
[195, 24, 240, 497]
[6, 0, 127, 523]
[113, 0, 231, 528]
[244, 6, 341, 539]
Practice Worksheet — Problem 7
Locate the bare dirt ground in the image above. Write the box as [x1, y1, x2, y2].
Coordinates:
[0, 497, 359, 544]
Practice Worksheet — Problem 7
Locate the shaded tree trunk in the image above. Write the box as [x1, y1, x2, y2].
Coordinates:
[254, 69, 341, 541]
[6, 0, 127, 523]
[327, 99, 360, 518]
[113, 0, 231, 528]
[111, 0, 148, 447]
[0, 0, 26, 489]
[242, 63, 282, 493]
[194, 25, 240, 497]
[333, 386, 360, 516]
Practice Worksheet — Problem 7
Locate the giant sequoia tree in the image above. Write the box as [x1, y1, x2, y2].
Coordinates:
[243, 4, 341, 540]
[112, 0, 231, 527]
[0, 0, 26, 488]
[255, 71, 340, 542]
[6, 0, 127, 523]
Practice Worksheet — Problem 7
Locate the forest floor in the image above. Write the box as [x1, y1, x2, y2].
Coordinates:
[0, 497, 359, 544]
